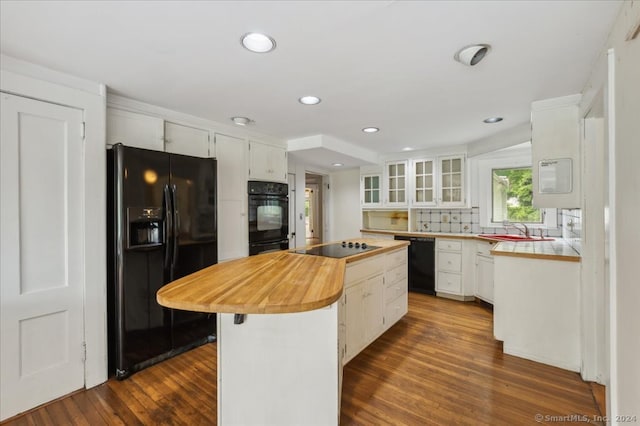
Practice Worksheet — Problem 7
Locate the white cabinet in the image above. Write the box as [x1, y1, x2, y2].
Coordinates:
[411, 158, 436, 207]
[164, 121, 210, 158]
[531, 94, 581, 208]
[344, 272, 384, 363]
[361, 154, 467, 211]
[216, 133, 248, 261]
[436, 238, 474, 299]
[383, 249, 408, 330]
[107, 108, 212, 157]
[249, 140, 287, 182]
[384, 160, 408, 206]
[474, 241, 495, 304]
[363, 275, 385, 343]
[438, 155, 465, 207]
[107, 108, 164, 151]
[361, 174, 382, 207]
[342, 248, 408, 364]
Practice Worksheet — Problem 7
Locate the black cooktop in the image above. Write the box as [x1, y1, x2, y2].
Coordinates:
[292, 242, 380, 259]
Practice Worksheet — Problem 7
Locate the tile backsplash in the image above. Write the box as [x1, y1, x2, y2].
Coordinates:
[364, 208, 579, 250]
[414, 207, 563, 238]
[415, 208, 479, 233]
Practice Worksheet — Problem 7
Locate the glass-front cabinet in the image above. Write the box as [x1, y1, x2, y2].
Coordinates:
[412, 158, 436, 207]
[385, 161, 408, 206]
[439, 155, 465, 207]
[361, 174, 381, 207]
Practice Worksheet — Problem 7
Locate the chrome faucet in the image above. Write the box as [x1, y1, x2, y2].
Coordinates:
[503, 221, 530, 238]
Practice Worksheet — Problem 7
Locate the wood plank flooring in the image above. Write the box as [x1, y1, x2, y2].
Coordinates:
[2, 293, 603, 425]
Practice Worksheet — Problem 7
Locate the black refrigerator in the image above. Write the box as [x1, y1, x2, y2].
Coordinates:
[107, 144, 217, 379]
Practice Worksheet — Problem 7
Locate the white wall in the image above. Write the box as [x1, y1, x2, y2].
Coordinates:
[581, 0, 640, 420]
[328, 169, 361, 241]
[609, 0, 640, 419]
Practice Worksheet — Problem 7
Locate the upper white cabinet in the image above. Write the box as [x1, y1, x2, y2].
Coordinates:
[531, 94, 581, 208]
[107, 108, 164, 151]
[367, 154, 466, 209]
[107, 108, 211, 157]
[438, 155, 465, 207]
[411, 158, 436, 207]
[248, 140, 287, 182]
[384, 160, 408, 206]
[164, 121, 210, 158]
[361, 174, 382, 207]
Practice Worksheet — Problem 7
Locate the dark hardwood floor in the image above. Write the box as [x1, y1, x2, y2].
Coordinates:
[2, 293, 604, 425]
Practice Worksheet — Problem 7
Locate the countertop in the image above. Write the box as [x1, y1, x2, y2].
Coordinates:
[361, 229, 581, 262]
[490, 240, 581, 262]
[156, 239, 409, 314]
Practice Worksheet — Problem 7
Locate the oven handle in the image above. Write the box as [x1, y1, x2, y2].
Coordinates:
[248, 195, 289, 202]
[250, 240, 289, 247]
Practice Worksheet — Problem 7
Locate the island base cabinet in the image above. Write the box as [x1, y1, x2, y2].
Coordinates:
[217, 305, 340, 426]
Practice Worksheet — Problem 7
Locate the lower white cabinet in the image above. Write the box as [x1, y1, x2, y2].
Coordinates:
[436, 238, 474, 298]
[344, 274, 384, 362]
[343, 248, 408, 364]
[474, 241, 495, 303]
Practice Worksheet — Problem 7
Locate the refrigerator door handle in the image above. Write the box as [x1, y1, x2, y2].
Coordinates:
[163, 184, 173, 269]
[171, 184, 180, 271]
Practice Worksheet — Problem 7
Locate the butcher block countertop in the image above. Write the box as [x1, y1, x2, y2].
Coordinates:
[157, 239, 409, 314]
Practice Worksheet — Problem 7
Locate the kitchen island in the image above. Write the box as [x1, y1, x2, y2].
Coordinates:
[157, 239, 409, 426]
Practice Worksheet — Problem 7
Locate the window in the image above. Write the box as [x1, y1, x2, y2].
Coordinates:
[477, 147, 557, 229]
[491, 167, 542, 223]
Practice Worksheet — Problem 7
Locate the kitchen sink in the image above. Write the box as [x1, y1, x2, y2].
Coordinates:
[477, 234, 555, 242]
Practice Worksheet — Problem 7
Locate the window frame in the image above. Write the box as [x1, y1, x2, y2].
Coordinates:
[478, 155, 557, 229]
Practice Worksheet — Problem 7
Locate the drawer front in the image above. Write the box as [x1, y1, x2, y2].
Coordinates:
[385, 263, 407, 286]
[385, 282, 408, 303]
[345, 258, 384, 286]
[476, 241, 495, 256]
[437, 239, 462, 252]
[437, 271, 461, 294]
[384, 292, 408, 326]
[438, 251, 462, 272]
[385, 248, 407, 269]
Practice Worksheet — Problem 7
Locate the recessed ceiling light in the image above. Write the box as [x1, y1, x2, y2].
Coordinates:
[298, 96, 321, 105]
[402, 147, 413, 151]
[332, 163, 344, 167]
[483, 117, 503, 123]
[231, 116, 252, 126]
[362, 127, 379, 133]
[241, 32, 276, 53]
[454, 44, 491, 66]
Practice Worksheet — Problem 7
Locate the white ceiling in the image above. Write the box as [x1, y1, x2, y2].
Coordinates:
[0, 0, 621, 164]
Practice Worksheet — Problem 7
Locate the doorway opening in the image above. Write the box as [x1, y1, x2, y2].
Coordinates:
[305, 173, 324, 246]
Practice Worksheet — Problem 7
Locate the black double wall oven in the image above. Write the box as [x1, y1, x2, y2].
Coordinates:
[248, 181, 289, 255]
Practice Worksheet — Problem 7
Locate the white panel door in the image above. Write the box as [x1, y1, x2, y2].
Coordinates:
[164, 121, 210, 158]
[215, 133, 248, 261]
[1, 94, 85, 420]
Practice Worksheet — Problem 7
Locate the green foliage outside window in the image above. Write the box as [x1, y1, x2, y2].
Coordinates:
[492, 167, 541, 223]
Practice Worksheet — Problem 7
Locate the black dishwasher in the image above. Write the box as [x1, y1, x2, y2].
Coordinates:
[394, 235, 435, 295]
